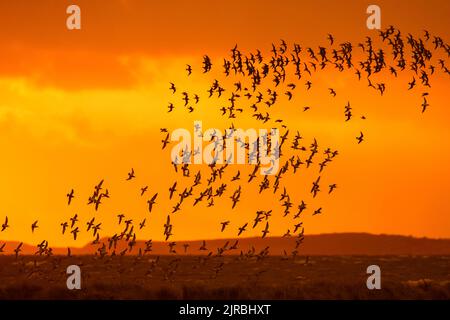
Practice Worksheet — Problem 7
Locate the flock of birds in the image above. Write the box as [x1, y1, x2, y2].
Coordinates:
[0, 26, 448, 281]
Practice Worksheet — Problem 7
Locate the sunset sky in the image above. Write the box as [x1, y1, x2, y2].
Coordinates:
[0, 0, 449, 248]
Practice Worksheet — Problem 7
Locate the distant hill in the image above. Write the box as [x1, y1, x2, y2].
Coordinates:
[2, 233, 450, 256]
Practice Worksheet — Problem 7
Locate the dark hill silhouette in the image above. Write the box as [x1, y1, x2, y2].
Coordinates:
[2, 233, 450, 256]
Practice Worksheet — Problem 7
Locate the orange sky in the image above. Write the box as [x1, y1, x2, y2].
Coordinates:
[0, 0, 449, 247]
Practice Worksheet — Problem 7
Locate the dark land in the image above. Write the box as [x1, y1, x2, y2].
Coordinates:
[0, 234, 449, 299]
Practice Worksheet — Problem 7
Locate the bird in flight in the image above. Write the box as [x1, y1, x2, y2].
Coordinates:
[71, 227, 79, 240]
[61, 222, 68, 235]
[1, 216, 9, 232]
[199, 240, 207, 251]
[70, 214, 78, 228]
[220, 221, 230, 232]
[327, 33, 334, 45]
[238, 223, 248, 236]
[139, 219, 146, 230]
[328, 88, 337, 97]
[67, 189, 74, 205]
[421, 97, 429, 113]
[186, 64, 192, 76]
[328, 184, 337, 194]
[169, 82, 176, 94]
[140, 186, 148, 196]
[126, 168, 135, 181]
[31, 220, 39, 233]
[313, 208, 322, 216]
[356, 131, 364, 144]
[305, 81, 312, 90]
[161, 133, 170, 149]
[408, 77, 416, 90]
[14, 242, 23, 259]
[169, 182, 177, 199]
[262, 222, 270, 238]
[164, 215, 172, 240]
[147, 193, 158, 213]
[86, 217, 95, 232]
